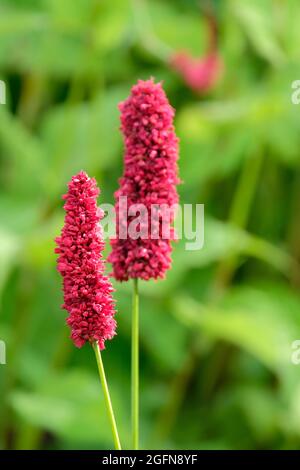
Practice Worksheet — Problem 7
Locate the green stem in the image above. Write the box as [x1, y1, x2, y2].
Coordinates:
[132, 278, 139, 450]
[287, 169, 300, 286]
[211, 152, 263, 295]
[229, 153, 263, 228]
[92, 342, 122, 450]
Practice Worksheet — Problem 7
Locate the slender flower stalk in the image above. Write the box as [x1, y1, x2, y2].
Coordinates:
[55, 171, 121, 449]
[93, 341, 121, 450]
[131, 278, 139, 449]
[109, 79, 180, 449]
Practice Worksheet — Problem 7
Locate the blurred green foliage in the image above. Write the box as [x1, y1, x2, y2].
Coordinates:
[1, 0, 300, 450]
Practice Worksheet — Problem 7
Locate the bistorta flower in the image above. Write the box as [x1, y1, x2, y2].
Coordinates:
[109, 79, 180, 281]
[55, 171, 117, 349]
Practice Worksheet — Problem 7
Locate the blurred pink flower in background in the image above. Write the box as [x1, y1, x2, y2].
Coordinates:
[169, 11, 223, 93]
[170, 51, 222, 93]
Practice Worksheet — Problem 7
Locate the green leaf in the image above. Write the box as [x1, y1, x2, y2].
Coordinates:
[172, 283, 300, 373]
[149, 1, 206, 55]
[135, 217, 292, 298]
[0, 229, 20, 298]
[40, 86, 127, 197]
[0, 107, 47, 196]
[231, 0, 285, 66]
[10, 368, 128, 446]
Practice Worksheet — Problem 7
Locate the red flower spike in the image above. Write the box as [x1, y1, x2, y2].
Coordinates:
[109, 79, 180, 281]
[55, 171, 117, 349]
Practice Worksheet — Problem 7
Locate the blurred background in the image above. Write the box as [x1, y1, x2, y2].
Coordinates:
[1, 0, 300, 450]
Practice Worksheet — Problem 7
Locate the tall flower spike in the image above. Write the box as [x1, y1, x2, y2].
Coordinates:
[55, 171, 117, 349]
[109, 78, 180, 281]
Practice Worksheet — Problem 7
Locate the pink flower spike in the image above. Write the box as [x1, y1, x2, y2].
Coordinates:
[55, 171, 117, 349]
[109, 79, 180, 281]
